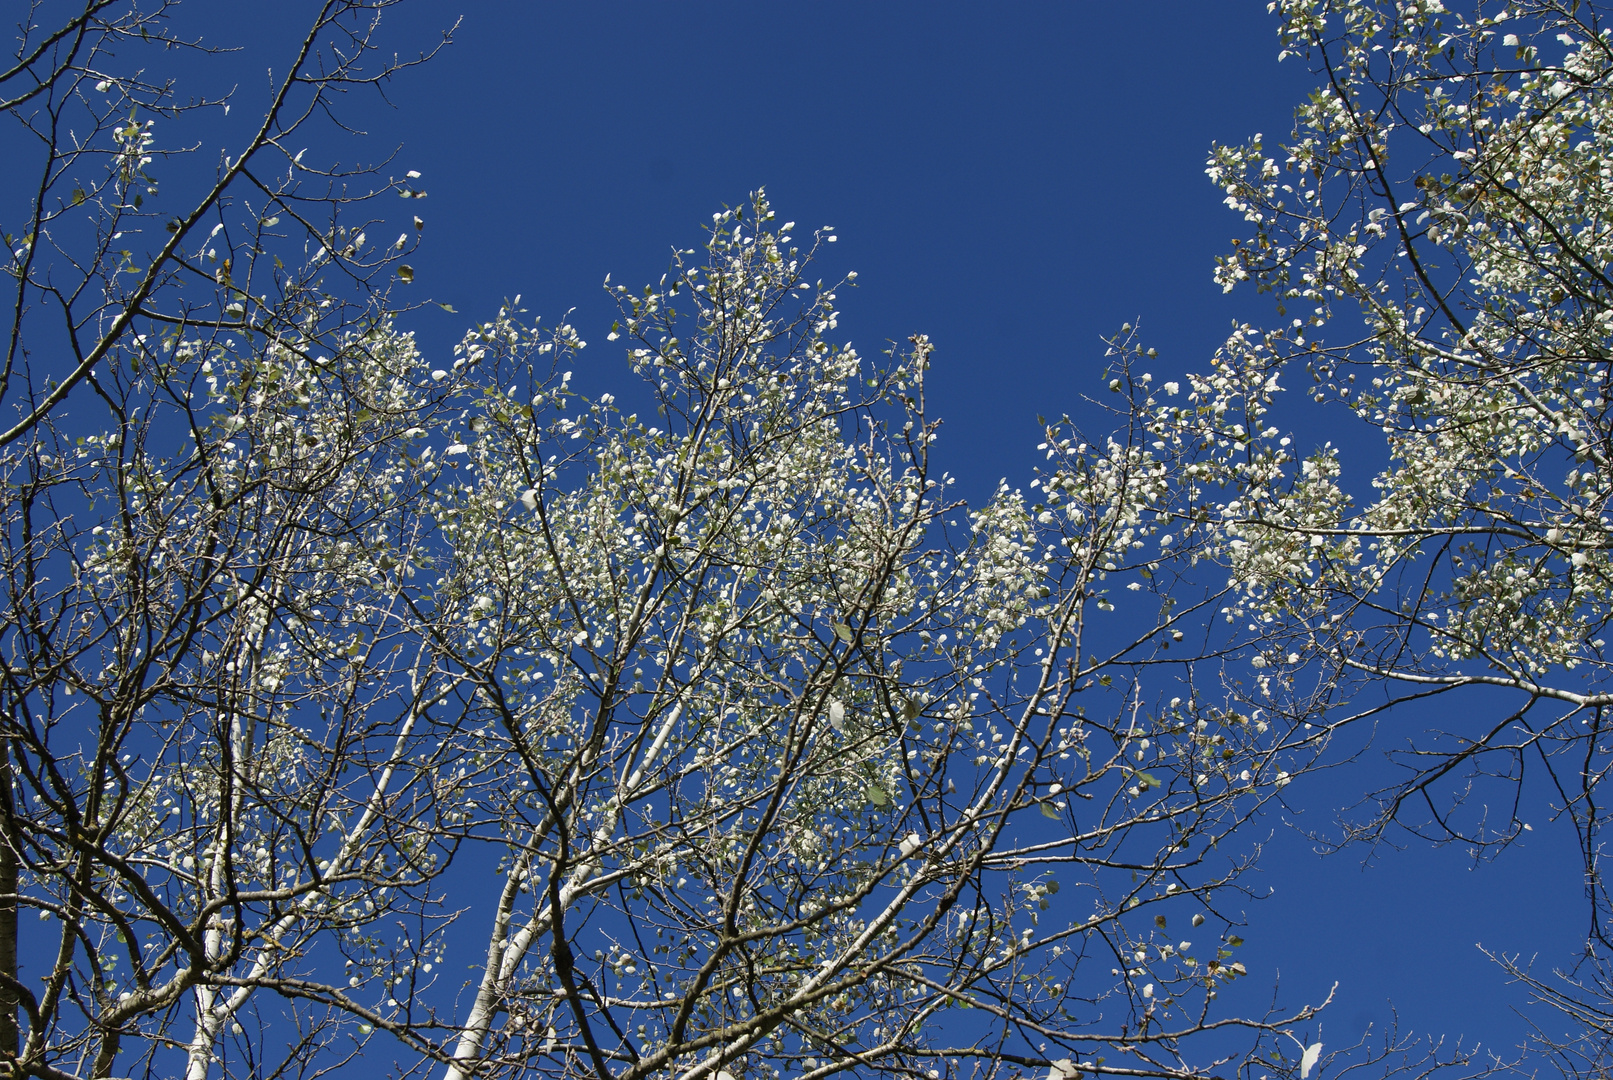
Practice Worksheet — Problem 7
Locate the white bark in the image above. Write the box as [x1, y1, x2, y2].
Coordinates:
[443, 702, 684, 1079]
[183, 672, 429, 1079]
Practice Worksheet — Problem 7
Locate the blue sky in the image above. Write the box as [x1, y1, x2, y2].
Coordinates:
[193, 0, 1588, 1062]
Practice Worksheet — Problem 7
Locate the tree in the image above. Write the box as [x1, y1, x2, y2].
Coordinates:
[0, 6, 1370, 1079]
[0, 3, 469, 1078]
[1157, 0, 1613, 1072]
[21, 1, 1601, 1079]
[415, 197, 1352, 1080]
[0, 159, 1358, 1075]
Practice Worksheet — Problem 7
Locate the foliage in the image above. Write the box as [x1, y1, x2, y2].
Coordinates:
[1191, 0, 1612, 900]
[1171, 0, 1613, 1072]
[415, 197, 1346, 1080]
[0, 5, 1351, 1077]
[16, 0, 1613, 1079]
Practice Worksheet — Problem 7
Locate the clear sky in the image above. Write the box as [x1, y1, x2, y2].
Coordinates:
[187, 1, 1589, 1064]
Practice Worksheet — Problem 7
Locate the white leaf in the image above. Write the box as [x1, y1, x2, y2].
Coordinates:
[1300, 1042, 1323, 1079]
[828, 699, 845, 732]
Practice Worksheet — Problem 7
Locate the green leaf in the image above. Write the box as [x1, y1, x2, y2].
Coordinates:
[71, 189, 85, 206]
[866, 783, 888, 806]
[396, 264, 414, 284]
[1226, 935, 1244, 948]
[902, 698, 922, 721]
[832, 621, 853, 643]
[437, 302, 457, 313]
[1040, 801, 1060, 819]
[1135, 771, 1161, 789]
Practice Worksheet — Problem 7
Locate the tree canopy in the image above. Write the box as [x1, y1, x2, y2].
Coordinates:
[4, 2, 1613, 1080]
